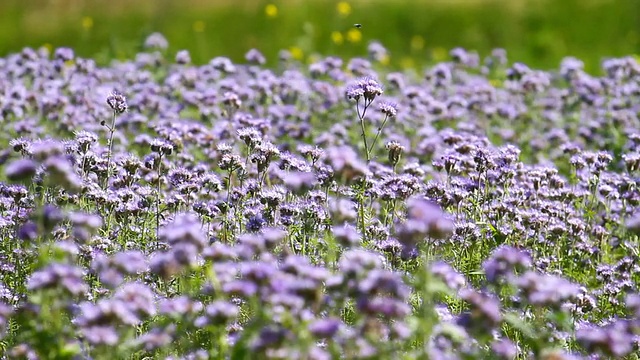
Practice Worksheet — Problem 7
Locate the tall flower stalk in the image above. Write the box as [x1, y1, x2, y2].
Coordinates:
[218, 153, 245, 242]
[104, 90, 127, 188]
[345, 77, 397, 242]
[369, 101, 397, 157]
[150, 140, 174, 242]
[346, 77, 384, 163]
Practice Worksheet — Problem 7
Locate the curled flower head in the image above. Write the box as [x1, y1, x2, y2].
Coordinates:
[345, 76, 383, 102]
[386, 140, 405, 166]
[345, 83, 365, 100]
[106, 90, 127, 114]
[378, 101, 398, 117]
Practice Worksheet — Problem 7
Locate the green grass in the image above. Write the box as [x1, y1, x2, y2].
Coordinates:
[0, 0, 638, 73]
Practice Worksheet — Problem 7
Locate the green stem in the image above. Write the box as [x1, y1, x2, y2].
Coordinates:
[224, 170, 234, 243]
[368, 114, 389, 158]
[358, 181, 367, 244]
[357, 99, 371, 163]
[156, 154, 163, 242]
[104, 111, 117, 189]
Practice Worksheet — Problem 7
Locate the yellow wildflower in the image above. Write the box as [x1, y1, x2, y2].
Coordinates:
[337, 2, 351, 16]
[81, 16, 93, 30]
[346, 28, 361, 43]
[289, 46, 303, 61]
[331, 31, 344, 45]
[265, 4, 278, 18]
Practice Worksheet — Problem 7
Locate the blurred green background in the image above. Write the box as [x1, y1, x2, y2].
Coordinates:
[0, 0, 638, 73]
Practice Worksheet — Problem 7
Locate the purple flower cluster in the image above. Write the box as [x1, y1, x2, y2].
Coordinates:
[0, 35, 639, 358]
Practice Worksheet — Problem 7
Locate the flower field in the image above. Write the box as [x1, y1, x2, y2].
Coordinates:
[0, 34, 640, 359]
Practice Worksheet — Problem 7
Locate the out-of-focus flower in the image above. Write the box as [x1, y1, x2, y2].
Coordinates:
[395, 196, 454, 251]
[144, 32, 169, 50]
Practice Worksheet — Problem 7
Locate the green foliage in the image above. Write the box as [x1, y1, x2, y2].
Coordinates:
[0, 0, 638, 72]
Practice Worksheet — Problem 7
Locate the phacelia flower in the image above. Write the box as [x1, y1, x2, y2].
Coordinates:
[106, 90, 128, 114]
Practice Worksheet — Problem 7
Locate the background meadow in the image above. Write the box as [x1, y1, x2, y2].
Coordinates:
[0, 0, 640, 359]
[0, 0, 639, 73]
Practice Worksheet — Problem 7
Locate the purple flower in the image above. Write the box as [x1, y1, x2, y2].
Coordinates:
[378, 101, 398, 117]
[576, 320, 636, 357]
[237, 127, 262, 148]
[195, 300, 238, 327]
[106, 90, 128, 114]
[112, 251, 148, 274]
[251, 325, 292, 351]
[175, 49, 191, 64]
[246, 215, 265, 232]
[625, 293, 640, 317]
[0, 302, 13, 337]
[81, 326, 119, 346]
[113, 282, 157, 319]
[356, 296, 411, 318]
[491, 338, 518, 359]
[54, 47, 74, 61]
[358, 269, 409, 299]
[395, 196, 454, 250]
[458, 288, 502, 328]
[17, 221, 38, 242]
[431, 261, 466, 291]
[41, 204, 64, 231]
[144, 32, 169, 50]
[368, 41, 388, 63]
[69, 212, 103, 243]
[5, 159, 37, 182]
[625, 212, 640, 235]
[203, 243, 238, 262]
[218, 153, 245, 172]
[515, 271, 580, 308]
[136, 326, 175, 351]
[27, 263, 87, 296]
[92, 250, 147, 287]
[338, 249, 384, 278]
[332, 223, 361, 248]
[159, 296, 203, 316]
[483, 246, 532, 284]
[345, 76, 384, 102]
[281, 171, 317, 193]
[309, 318, 342, 338]
[222, 280, 258, 297]
[261, 227, 287, 249]
[159, 212, 207, 251]
[43, 155, 83, 192]
[245, 48, 266, 65]
[325, 145, 369, 182]
[150, 250, 184, 279]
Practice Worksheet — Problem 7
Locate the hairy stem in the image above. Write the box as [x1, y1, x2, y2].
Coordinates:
[104, 111, 117, 189]
[368, 114, 389, 157]
[156, 153, 163, 242]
